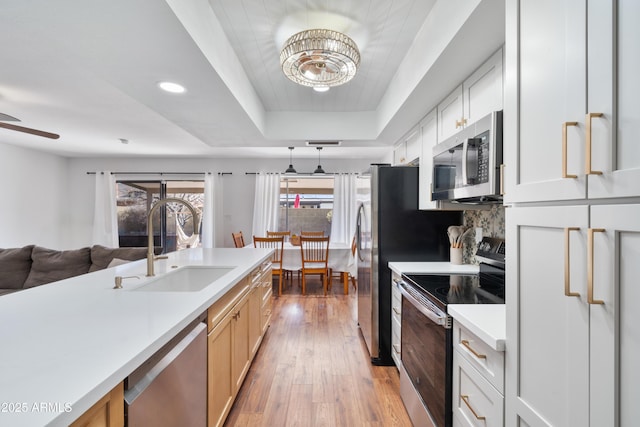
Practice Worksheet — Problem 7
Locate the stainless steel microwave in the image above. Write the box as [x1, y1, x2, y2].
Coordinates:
[431, 110, 503, 203]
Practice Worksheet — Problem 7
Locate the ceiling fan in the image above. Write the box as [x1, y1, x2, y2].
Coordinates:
[0, 112, 59, 139]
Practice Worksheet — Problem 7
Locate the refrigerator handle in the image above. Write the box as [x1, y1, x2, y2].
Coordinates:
[356, 204, 365, 261]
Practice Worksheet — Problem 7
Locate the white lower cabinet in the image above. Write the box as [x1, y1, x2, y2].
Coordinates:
[452, 320, 504, 427]
[391, 272, 402, 368]
[505, 204, 640, 426]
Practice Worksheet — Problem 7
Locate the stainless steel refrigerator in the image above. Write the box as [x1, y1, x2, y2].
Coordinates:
[356, 164, 462, 365]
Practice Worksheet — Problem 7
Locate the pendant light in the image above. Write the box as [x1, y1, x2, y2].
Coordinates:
[314, 147, 325, 174]
[285, 146, 297, 174]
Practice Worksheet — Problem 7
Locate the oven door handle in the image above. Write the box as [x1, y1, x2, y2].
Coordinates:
[398, 281, 450, 327]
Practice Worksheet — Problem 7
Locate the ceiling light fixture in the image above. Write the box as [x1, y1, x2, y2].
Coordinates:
[285, 146, 297, 174]
[280, 29, 360, 90]
[314, 147, 325, 174]
[158, 81, 186, 94]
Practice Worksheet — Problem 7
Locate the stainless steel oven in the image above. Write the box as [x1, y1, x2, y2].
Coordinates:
[398, 237, 505, 427]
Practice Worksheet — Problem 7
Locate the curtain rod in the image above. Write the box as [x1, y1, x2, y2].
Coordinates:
[86, 171, 232, 176]
[245, 172, 357, 176]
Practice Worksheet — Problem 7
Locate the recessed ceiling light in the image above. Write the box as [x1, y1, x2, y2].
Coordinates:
[313, 85, 330, 93]
[158, 81, 186, 94]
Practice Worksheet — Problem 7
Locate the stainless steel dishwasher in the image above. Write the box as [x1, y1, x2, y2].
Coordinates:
[124, 318, 207, 427]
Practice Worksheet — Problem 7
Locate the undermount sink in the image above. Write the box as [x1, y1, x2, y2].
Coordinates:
[131, 266, 235, 292]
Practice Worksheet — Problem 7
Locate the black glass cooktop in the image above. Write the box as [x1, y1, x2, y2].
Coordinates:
[402, 268, 504, 311]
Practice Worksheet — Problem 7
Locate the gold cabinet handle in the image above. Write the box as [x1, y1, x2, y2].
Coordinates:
[499, 164, 505, 196]
[393, 344, 401, 355]
[586, 113, 604, 175]
[455, 118, 467, 129]
[461, 395, 486, 420]
[392, 307, 401, 315]
[562, 121, 579, 178]
[461, 340, 486, 359]
[564, 227, 581, 297]
[587, 228, 606, 305]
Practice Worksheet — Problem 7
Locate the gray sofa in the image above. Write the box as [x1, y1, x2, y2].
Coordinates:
[0, 245, 147, 296]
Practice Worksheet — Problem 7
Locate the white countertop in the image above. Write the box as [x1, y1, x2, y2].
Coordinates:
[0, 248, 272, 427]
[388, 261, 480, 275]
[448, 305, 506, 351]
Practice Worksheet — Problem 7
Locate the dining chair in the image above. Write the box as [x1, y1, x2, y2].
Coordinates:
[253, 236, 285, 296]
[329, 235, 357, 294]
[267, 230, 291, 238]
[232, 231, 245, 248]
[266, 231, 294, 282]
[300, 231, 325, 237]
[299, 236, 330, 296]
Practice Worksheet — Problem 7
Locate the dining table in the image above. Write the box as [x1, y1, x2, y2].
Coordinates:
[247, 240, 356, 294]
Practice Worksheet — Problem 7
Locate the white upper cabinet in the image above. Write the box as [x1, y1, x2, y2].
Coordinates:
[392, 140, 407, 166]
[463, 48, 504, 128]
[437, 48, 504, 143]
[392, 126, 420, 166]
[505, 0, 640, 204]
[437, 85, 464, 143]
[419, 109, 438, 209]
[587, 0, 640, 199]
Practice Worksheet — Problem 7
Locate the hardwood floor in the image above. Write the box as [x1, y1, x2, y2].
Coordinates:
[224, 276, 412, 426]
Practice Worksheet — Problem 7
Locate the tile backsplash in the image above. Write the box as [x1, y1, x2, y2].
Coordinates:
[462, 204, 506, 264]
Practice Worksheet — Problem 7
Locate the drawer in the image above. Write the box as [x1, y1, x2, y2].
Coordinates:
[391, 310, 401, 338]
[453, 320, 504, 393]
[391, 329, 401, 367]
[391, 286, 402, 316]
[207, 278, 250, 332]
[452, 352, 504, 427]
[262, 285, 273, 306]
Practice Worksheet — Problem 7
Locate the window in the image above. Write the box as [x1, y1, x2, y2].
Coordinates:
[116, 180, 203, 253]
[279, 177, 334, 235]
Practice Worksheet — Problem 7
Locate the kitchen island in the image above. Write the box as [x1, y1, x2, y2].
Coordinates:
[0, 247, 273, 427]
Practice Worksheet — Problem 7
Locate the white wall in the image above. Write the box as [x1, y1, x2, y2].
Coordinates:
[0, 143, 384, 250]
[0, 143, 69, 248]
[66, 156, 377, 248]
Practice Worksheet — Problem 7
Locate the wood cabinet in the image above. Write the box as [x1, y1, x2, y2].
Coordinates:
[504, 0, 640, 204]
[390, 271, 402, 368]
[437, 48, 503, 143]
[452, 320, 504, 427]
[207, 262, 272, 427]
[248, 277, 262, 358]
[249, 261, 272, 358]
[207, 308, 235, 427]
[70, 383, 124, 427]
[260, 267, 273, 335]
[207, 287, 250, 427]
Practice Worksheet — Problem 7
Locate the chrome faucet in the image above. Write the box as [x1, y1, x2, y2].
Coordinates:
[147, 198, 200, 277]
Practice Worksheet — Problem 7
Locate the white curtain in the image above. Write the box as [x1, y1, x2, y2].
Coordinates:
[330, 173, 358, 244]
[202, 173, 222, 248]
[92, 172, 119, 247]
[252, 173, 281, 238]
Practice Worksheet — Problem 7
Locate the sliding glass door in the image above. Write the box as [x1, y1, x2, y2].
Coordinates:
[116, 180, 203, 253]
